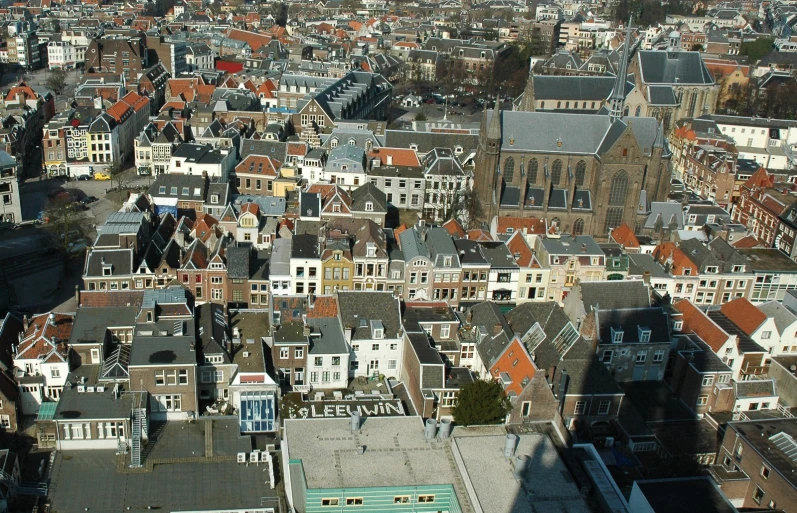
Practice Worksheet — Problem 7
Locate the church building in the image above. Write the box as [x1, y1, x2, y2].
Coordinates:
[473, 22, 672, 239]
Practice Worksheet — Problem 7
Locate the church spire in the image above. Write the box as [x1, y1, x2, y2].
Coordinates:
[487, 95, 502, 142]
[608, 17, 633, 122]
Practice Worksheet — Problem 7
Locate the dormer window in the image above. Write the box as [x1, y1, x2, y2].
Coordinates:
[733, 265, 745, 273]
[170, 186, 178, 195]
[673, 320, 683, 332]
[332, 202, 341, 213]
[365, 201, 373, 212]
[705, 266, 718, 274]
[371, 319, 384, 339]
[444, 256, 452, 266]
[611, 327, 624, 344]
[211, 194, 219, 204]
[102, 264, 113, 276]
[638, 326, 652, 343]
[159, 186, 166, 194]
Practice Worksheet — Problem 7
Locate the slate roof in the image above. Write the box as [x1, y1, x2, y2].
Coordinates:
[596, 307, 670, 344]
[226, 246, 251, 279]
[638, 50, 714, 85]
[351, 183, 387, 213]
[307, 317, 348, 355]
[337, 292, 401, 341]
[734, 379, 777, 398]
[84, 249, 133, 278]
[580, 280, 651, 311]
[532, 75, 634, 101]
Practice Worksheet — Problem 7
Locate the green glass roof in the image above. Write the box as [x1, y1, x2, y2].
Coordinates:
[37, 402, 58, 421]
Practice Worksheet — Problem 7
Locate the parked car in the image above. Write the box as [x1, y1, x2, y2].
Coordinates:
[76, 174, 92, 181]
[67, 240, 87, 254]
[80, 196, 98, 205]
[94, 172, 111, 180]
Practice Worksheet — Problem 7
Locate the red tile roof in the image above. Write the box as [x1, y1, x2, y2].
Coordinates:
[652, 242, 698, 276]
[731, 235, 762, 249]
[241, 202, 260, 216]
[227, 28, 273, 51]
[442, 219, 466, 238]
[496, 216, 546, 235]
[506, 232, 533, 267]
[367, 147, 420, 167]
[467, 229, 493, 241]
[79, 290, 145, 308]
[235, 155, 281, 177]
[120, 91, 150, 113]
[610, 223, 640, 248]
[673, 299, 729, 352]
[720, 298, 767, 336]
[307, 296, 338, 318]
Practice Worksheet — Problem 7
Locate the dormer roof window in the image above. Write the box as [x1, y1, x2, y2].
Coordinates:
[611, 327, 624, 344]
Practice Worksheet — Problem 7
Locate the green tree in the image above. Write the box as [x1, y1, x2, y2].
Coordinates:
[414, 111, 427, 121]
[43, 195, 91, 255]
[452, 380, 511, 426]
[739, 37, 774, 62]
[45, 68, 68, 95]
[107, 158, 126, 193]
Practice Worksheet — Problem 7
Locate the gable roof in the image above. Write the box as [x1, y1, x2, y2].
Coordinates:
[673, 299, 729, 352]
[720, 298, 767, 336]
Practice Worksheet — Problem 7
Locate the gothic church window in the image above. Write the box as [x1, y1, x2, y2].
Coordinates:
[575, 161, 586, 187]
[604, 170, 628, 233]
[503, 157, 515, 184]
[551, 159, 562, 186]
[573, 218, 585, 236]
[528, 159, 538, 185]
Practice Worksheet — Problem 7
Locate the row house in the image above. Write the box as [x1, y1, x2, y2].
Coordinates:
[735, 167, 797, 247]
[455, 239, 491, 309]
[338, 292, 403, 379]
[679, 238, 752, 305]
[481, 241, 520, 304]
[669, 334, 734, 416]
[507, 231, 550, 303]
[535, 236, 605, 303]
[680, 141, 738, 209]
[42, 114, 68, 178]
[652, 241, 699, 302]
[739, 248, 797, 303]
[320, 237, 355, 294]
[291, 234, 321, 296]
[427, 227, 463, 307]
[399, 227, 434, 301]
[169, 143, 236, 181]
[422, 147, 474, 223]
[673, 299, 769, 382]
[135, 121, 184, 176]
[328, 218, 389, 291]
[13, 313, 74, 415]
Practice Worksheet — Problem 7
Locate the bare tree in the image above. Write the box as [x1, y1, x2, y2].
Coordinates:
[43, 195, 92, 255]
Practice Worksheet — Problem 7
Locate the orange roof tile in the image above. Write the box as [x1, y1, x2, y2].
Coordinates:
[241, 203, 260, 216]
[236, 155, 281, 177]
[227, 28, 273, 51]
[367, 147, 420, 167]
[720, 298, 767, 336]
[496, 216, 546, 235]
[731, 235, 762, 249]
[307, 296, 338, 318]
[121, 91, 150, 113]
[652, 242, 698, 276]
[610, 223, 640, 248]
[442, 219, 466, 238]
[467, 229, 493, 241]
[506, 231, 533, 267]
[105, 101, 132, 123]
[673, 299, 729, 352]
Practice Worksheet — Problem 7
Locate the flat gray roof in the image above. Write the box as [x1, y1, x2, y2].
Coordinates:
[284, 416, 468, 494]
[47, 419, 272, 512]
[451, 428, 590, 513]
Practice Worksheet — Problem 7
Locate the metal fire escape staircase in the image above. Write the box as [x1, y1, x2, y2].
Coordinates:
[129, 392, 147, 468]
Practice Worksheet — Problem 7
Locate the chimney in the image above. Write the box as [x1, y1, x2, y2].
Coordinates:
[581, 243, 586, 253]
[309, 293, 315, 308]
[494, 323, 502, 335]
[93, 95, 103, 110]
[303, 325, 311, 337]
[75, 285, 80, 305]
[48, 313, 56, 327]
[643, 271, 651, 284]
[466, 309, 473, 323]
[22, 315, 29, 331]
[386, 154, 393, 166]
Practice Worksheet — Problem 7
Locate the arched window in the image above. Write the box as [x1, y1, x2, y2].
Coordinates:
[575, 161, 586, 187]
[557, 101, 561, 108]
[623, 105, 630, 117]
[330, 138, 338, 148]
[540, 101, 545, 109]
[582, 102, 587, 109]
[635, 105, 642, 116]
[348, 138, 356, 146]
[573, 218, 585, 236]
[551, 159, 562, 186]
[528, 159, 538, 185]
[604, 170, 629, 232]
[565, 101, 570, 109]
[503, 157, 515, 184]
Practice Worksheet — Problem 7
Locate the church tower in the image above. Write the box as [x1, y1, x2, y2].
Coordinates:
[608, 18, 633, 122]
[474, 99, 502, 226]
